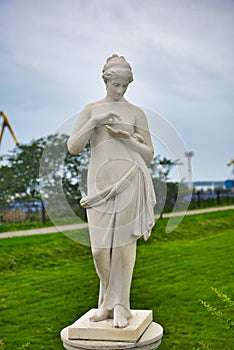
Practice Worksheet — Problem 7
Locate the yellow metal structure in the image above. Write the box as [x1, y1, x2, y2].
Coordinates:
[227, 159, 234, 167]
[0, 111, 19, 147]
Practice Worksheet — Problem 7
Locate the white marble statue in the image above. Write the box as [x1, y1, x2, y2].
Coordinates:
[67, 54, 156, 329]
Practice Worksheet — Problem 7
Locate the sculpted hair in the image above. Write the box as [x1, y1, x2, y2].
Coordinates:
[102, 54, 134, 84]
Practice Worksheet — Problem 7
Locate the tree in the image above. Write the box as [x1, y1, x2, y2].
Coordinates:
[0, 163, 15, 204]
[0, 137, 46, 202]
[148, 155, 183, 214]
[0, 134, 90, 222]
[148, 154, 181, 180]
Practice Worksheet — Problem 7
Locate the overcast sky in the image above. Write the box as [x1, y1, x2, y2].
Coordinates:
[0, 0, 233, 181]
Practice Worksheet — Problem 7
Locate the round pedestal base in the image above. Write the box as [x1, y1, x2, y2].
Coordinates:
[61, 322, 163, 350]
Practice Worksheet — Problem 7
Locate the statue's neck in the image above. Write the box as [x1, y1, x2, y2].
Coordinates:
[104, 95, 127, 103]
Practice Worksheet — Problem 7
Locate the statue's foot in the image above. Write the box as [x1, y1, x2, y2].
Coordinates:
[113, 305, 131, 328]
[89, 308, 110, 322]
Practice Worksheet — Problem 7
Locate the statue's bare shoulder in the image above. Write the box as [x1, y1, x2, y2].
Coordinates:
[125, 102, 148, 125]
[83, 99, 106, 112]
[123, 101, 143, 114]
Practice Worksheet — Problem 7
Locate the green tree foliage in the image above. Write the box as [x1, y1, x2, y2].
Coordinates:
[0, 134, 90, 206]
[148, 154, 181, 180]
[0, 137, 46, 203]
[0, 163, 15, 204]
[148, 155, 182, 213]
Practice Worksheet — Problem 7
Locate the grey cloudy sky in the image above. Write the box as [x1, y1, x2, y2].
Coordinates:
[0, 0, 233, 181]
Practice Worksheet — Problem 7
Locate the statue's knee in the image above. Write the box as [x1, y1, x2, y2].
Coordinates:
[91, 248, 103, 260]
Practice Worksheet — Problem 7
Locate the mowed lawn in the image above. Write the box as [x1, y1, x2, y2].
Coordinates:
[0, 210, 233, 350]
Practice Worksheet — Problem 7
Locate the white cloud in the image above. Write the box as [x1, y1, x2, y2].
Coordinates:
[0, 0, 233, 180]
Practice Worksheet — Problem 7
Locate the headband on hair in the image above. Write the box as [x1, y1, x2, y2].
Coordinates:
[102, 54, 133, 84]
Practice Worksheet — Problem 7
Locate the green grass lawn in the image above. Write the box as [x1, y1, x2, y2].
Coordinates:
[0, 210, 233, 349]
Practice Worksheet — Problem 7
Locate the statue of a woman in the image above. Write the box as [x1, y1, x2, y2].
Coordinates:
[67, 54, 156, 328]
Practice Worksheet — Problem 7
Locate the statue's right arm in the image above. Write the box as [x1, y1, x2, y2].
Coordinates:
[67, 106, 96, 155]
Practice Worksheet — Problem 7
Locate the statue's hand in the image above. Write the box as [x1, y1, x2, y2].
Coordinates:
[132, 132, 144, 143]
[93, 112, 120, 126]
[105, 125, 131, 139]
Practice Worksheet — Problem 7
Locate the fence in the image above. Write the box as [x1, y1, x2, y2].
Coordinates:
[189, 191, 234, 209]
[1, 189, 233, 232]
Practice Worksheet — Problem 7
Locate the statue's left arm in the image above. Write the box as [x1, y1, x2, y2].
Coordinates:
[131, 108, 154, 163]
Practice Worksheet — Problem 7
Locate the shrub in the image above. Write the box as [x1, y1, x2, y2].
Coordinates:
[3, 209, 26, 223]
[196, 288, 233, 349]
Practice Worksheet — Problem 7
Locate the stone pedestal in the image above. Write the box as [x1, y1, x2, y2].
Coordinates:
[61, 309, 163, 350]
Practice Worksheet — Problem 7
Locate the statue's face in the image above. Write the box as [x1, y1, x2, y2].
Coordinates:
[106, 76, 129, 101]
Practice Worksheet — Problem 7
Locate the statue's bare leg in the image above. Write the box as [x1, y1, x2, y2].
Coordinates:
[90, 248, 111, 322]
[112, 242, 136, 328]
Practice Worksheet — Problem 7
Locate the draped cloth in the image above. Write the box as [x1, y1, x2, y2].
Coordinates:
[80, 156, 156, 249]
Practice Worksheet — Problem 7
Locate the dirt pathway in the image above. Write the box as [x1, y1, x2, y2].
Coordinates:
[0, 205, 233, 239]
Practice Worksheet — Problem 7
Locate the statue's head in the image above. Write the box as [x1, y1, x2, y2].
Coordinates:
[102, 54, 133, 85]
